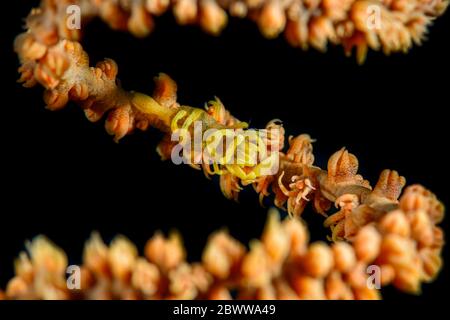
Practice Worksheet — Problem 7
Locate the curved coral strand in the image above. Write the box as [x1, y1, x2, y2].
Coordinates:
[1, 187, 445, 300]
[16, 0, 449, 64]
[13, 31, 443, 243]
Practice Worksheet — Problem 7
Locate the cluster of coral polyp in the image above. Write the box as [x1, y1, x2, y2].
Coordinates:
[0, 185, 444, 300]
[8, 0, 446, 300]
[15, 0, 449, 64]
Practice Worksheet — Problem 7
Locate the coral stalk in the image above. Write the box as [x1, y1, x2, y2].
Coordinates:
[15, 0, 450, 64]
[1, 189, 444, 300]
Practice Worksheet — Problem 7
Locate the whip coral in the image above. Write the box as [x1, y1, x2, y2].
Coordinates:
[7, 0, 447, 300]
[14, 0, 449, 64]
[0, 191, 445, 300]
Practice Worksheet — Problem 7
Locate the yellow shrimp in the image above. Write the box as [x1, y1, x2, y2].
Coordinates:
[132, 92, 278, 182]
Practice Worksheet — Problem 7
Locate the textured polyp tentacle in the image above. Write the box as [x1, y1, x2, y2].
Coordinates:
[257, 1, 287, 38]
[327, 148, 360, 184]
[152, 73, 179, 108]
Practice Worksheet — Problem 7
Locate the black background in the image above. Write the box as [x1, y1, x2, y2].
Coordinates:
[0, 0, 449, 308]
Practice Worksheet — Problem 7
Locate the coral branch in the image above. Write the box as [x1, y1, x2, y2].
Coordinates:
[1, 189, 444, 300]
[15, 0, 450, 64]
